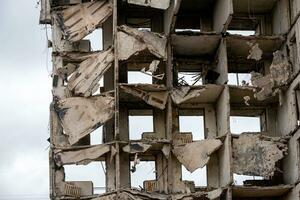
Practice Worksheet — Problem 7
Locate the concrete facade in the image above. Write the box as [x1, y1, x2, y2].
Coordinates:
[40, 0, 300, 199]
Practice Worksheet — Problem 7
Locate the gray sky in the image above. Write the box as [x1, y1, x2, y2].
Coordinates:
[0, 0, 52, 199]
[0, 1, 259, 199]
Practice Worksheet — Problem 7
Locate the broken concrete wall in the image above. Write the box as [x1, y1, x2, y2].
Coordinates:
[44, 0, 300, 199]
[251, 50, 292, 101]
[170, 86, 206, 104]
[54, 144, 111, 166]
[232, 133, 288, 178]
[120, 84, 168, 110]
[172, 139, 222, 173]
[55, 95, 114, 145]
[56, 0, 113, 42]
[68, 48, 114, 97]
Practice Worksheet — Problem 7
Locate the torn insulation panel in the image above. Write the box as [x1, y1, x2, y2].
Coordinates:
[54, 144, 110, 166]
[172, 139, 222, 173]
[120, 84, 168, 109]
[68, 48, 114, 97]
[117, 25, 167, 61]
[55, 95, 114, 145]
[127, 0, 170, 10]
[171, 87, 206, 104]
[56, 1, 113, 42]
[232, 133, 288, 178]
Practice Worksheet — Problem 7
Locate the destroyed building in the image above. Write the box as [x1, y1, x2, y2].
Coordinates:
[40, 0, 300, 199]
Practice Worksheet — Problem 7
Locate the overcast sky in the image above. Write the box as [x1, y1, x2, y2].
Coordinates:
[0, 1, 260, 199]
[0, 0, 52, 199]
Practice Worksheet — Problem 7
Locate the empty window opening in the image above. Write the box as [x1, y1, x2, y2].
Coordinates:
[182, 165, 207, 187]
[230, 116, 261, 134]
[64, 162, 106, 194]
[227, 30, 255, 36]
[126, 18, 151, 31]
[228, 73, 252, 86]
[83, 28, 103, 51]
[179, 115, 205, 140]
[129, 112, 154, 140]
[130, 161, 156, 189]
[128, 71, 153, 84]
[175, 29, 201, 33]
[178, 72, 202, 86]
[233, 174, 263, 186]
[90, 126, 103, 145]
